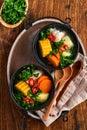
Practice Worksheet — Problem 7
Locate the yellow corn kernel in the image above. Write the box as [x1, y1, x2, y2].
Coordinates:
[39, 38, 52, 57]
[15, 80, 30, 96]
[23, 88, 30, 96]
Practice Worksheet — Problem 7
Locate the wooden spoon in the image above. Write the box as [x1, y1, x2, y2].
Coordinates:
[54, 69, 63, 87]
[43, 66, 73, 121]
[56, 60, 83, 103]
[71, 60, 83, 79]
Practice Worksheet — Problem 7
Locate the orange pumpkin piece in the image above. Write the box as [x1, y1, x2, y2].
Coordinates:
[38, 75, 49, 84]
[47, 54, 59, 67]
[39, 79, 52, 93]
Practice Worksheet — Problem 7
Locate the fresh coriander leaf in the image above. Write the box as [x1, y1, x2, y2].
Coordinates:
[33, 73, 39, 77]
[60, 54, 74, 68]
[1, 0, 27, 24]
[45, 28, 51, 35]
[40, 31, 46, 39]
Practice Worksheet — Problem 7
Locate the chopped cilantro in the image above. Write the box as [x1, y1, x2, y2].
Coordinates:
[1, 0, 27, 24]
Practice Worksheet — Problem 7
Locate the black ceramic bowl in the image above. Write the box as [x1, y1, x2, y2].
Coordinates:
[33, 23, 79, 70]
[10, 64, 55, 111]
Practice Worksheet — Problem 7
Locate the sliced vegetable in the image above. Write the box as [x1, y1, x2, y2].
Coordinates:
[38, 75, 49, 84]
[62, 36, 74, 48]
[62, 51, 71, 57]
[47, 34, 56, 42]
[32, 86, 39, 94]
[33, 81, 39, 88]
[59, 43, 69, 52]
[23, 97, 34, 105]
[36, 93, 49, 103]
[27, 78, 34, 87]
[47, 55, 59, 67]
[39, 79, 52, 93]
[50, 28, 65, 42]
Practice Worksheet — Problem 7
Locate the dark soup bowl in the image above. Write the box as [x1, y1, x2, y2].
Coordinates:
[10, 64, 55, 111]
[33, 23, 79, 70]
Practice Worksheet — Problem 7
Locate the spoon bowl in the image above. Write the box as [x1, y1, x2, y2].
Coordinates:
[62, 66, 73, 81]
[56, 60, 83, 107]
[61, 60, 83, 89]
[54, 69, 63, 87]
[43, 66, 73, 121]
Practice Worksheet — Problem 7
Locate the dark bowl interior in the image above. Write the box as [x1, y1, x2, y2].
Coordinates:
[10, 64, 55, 111]
[33, 23, 79, 70]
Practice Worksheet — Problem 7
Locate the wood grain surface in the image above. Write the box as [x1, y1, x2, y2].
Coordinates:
[0, 0, 87, 130]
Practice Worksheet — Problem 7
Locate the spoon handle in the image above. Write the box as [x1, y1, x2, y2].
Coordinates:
[43, 81, 65, 121]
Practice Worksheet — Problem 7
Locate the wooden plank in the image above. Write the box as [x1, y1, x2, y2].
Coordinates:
[0, 0, 87, 130]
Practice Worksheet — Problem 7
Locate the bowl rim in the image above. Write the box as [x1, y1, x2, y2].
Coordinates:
[33, 23, 80, 70]
[9, 64, 55, 111]
[0, 0, 29, 28]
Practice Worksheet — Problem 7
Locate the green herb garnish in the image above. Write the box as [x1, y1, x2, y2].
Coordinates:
[50, 40, 64, 55]
[1, 0, 27, 24]
[17, 65, 38, 82]
[40, 31, 46, 40]
[60, 54, 74, 68]
[28, 89, 42, 99]
[14, 91, 34, 110]
[40, 28, 51, 40]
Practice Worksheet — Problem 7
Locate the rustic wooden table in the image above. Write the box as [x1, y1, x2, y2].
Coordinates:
[0, 0, 87, 130]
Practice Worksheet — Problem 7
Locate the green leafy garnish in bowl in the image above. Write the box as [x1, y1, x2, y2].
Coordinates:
[0, 0, 28, 25]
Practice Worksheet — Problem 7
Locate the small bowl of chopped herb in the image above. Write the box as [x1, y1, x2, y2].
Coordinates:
[33, 23, 79, 70]
[0, 0, 29, 28]
[9, 64, 55, 111]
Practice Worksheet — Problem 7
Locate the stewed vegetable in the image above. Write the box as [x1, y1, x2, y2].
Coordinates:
[38, 27, 74, 68]
[14, 65, 52, 110]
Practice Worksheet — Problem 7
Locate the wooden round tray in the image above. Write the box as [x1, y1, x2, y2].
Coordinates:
[7, 17, 86, 120]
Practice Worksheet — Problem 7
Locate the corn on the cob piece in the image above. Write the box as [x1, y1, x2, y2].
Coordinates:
[39, 38, 52, 57]
[15, 80, 30, 96]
